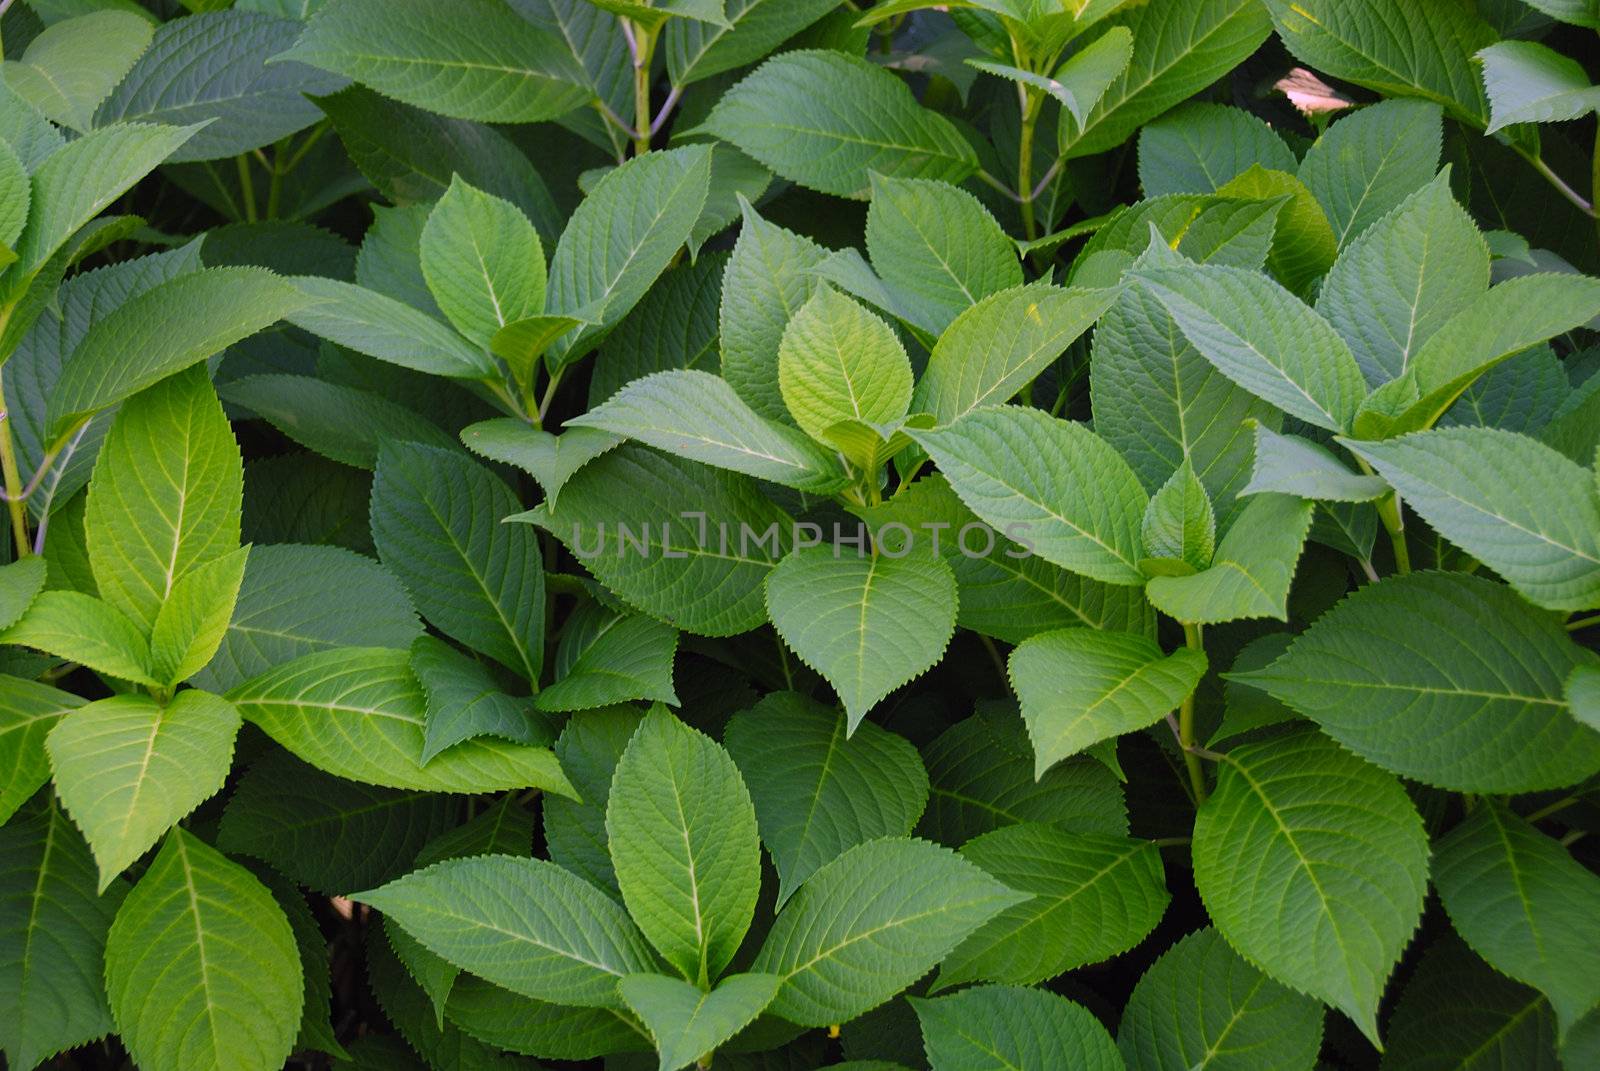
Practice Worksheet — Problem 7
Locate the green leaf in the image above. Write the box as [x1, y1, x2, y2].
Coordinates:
[1118, 927, 1324, 1070]
[909, 406, 1148, 586]
[1518, 0, 1600, 27]
[520, 445, 793, 636]
[444, 976, 651, 1061]
[1009, 629, 1207, 776]
[0, 797, 127, 1071]
[619, 972, 780, 1071]
[47, 690, 240, 889]
[104, 829, 301, 1071]
[1264, 0, 1494, 125]
[2, 11, 152, 132]
[719, 201, 827, 422]
[1140, 461, 1216, 572]
[1192, 729, 1429, 1045]
[724, 691, 929, 904]
[914, 284, 1120, 428]
[980, 25, 1133, 130]
[1138, 102, 1298, 197]
[421, 175, 544, 350]
[751, 837, 1026, 1027]
[0, 590, 158, 686]
[410, 635, 551, 763]
[148, 547, 249, 686]
[492, 314, 589, 386]
[937, 825, 1170, 992]
[461, 419, 621, 510]
[544, 704, 644, 897]
[863, 174, 1022, 336]
[1298, 98, 1443, 248]
[1434, 802, 1600, 1035]
[1145, 492, 1312, 623]
[228, 647, 575, 795]
[219, 373, 460, 468]
[0, 79, 65, 173]
[0, 676, 81, 825]
[699, 50, 979, 199]
[284, 277, 498, 380]
[766, 548, 958, 731]
[664, 0, 839, 86]
[776, 286, 912, 450]
[355, 854, 660, 1008]
[1213, 166, 1337, 297]
[190, 543, 421, 694]
[569, 370, 850, 493]
[1237, 571, 1600, 791]
[48, 268, 308, 436]
[1345, 428, 1600, 612]
[1317, 173, 1489, 387]
[590, 252, 724, 405]
[0, 557, 45, 631]
[546, 145, 714, 367]
[1571, 664, 1600, 732]
[0, 138, 26, 260]
[584, 0, 729, 30]
[94, 10, 346, 161]
[1479, 40, 1600, 136]
[278, 0, 587, 122]
[1241, 423, 1388, 502]
[912, 984, 1124, 1071]
[607, 707, 761, 986]
[371, 442, 545, 681]
[264, 871, 346, 1060]
[1128, 257, 1367, 433]
[535, 609, 678, 714]
[921, 707, 1129, 846]
[217, 748, 454, 894]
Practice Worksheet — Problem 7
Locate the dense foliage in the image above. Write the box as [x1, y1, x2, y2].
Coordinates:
[2, 0, 1600, 1068]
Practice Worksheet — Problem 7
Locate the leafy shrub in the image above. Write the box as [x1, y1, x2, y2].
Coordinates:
[1, 1, 1599, 1069]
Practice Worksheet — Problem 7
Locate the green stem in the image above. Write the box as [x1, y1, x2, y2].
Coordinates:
[1376, 492, 1411, 575]
[279, 122, 328, 175]
[1178, 622, 1207, 804]
[1513, 143, 1595, 219]
[235, 154, 258, 223]
[265, 158, 283, 221]
[1016, 87, 1043, 240]
[1567, 614, 1600, 633]
[627, 18, 657, 156]
[0, 367, 31, 557]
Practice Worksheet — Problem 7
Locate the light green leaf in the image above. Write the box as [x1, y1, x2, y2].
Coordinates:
[699, 50, 979, 199]
[0, 138, 27, 269]
[1264, 0, 1494, 125]
[913, 984, 1124, 1071]
[665, 0, 839, 86]
[228, 647, 576, 795]
[910, 407, 1148, 586]
[1345, 428, 1600, 612]
[569, 369, 850, 493]
[105, 829, 301, 1071]
[94, 10, 345, 161]
[1141, 461, 1215, 572]
[410, 635, 550, 763]
[535, 610, 678, 714]
[1192, 729, 1428, 1045]
[0, 590, 158, 686]
[1128, 258, 1366, 433]
[47, 690, 240, 890]
[607, 708, 760, 986]
[777, 286, 912, 447]
[1234, 572, 1600, 792]
[148, 547, 249, 686]
[0, 557, 45, 631]
[1478, 40, 1600, 136]
[1571, 664, 1600, 732]
[719, 200, 827, 422]
[547, 145, 714, 367]
[1138, 102, 1298, 197]
[1298, 98, 1443, 249]
[190, 543, 421, 694]
[1242, 422, 1388, 502]
[766, 548, 958, 732]
[491, 314, 588, 387]
[584, 0, 729, 30]
[0, 798, 127, 1071]
[751, 837, 1026, 1026]
[977, 26, 1132, 130]
[420, 175, 544, 350]
[1519, 0, 1600, 27]
[461, 419, 621, 510]
[283, 277, 497, 380]
[355, 854, 660, 1008]
[619, 972, 780, 1071]
[371, 442, 545, 681]
[0, 676, 81, 825]
[277, 0, 587, 122]
[724, 692, 929, 904]
[2, 11, 152, 132]
[1146, 493, 1314, 623]
[915, 284, 1120, 427]
[938, 825, 1170, 992]
[1214, 165, 1336, 297]
[1435, 802, 1600, 1036]
[521, 445, 793, 636]
[48, 268, 307, 436]
[1116, 927, 1325, 1071]
[1317, 172, 1488, 387]
[1010, 629, 1206, 776]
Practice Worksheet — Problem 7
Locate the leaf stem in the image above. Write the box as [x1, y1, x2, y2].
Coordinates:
[1567, 614, 1600, 633]
[279, 121, 328, 175]
[0, 370, 31, 556]
[1178, 622, 1208, 804]
[1525, 795, 1581, 823]
[1375, 491, 1411, 575]
[975, 169, 1023, 204]
[626, 17, 657, 156]
[1514, 143, 1596, 219]
[235, 154, 258, 223]
[1017, 88, 1040, 240]
[980, 634, 1008, 689]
